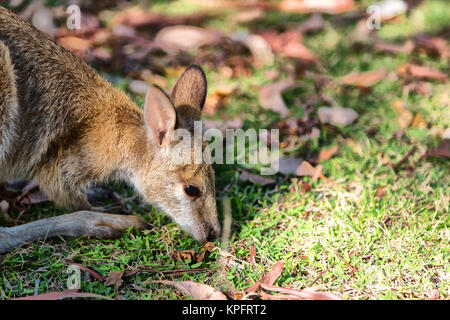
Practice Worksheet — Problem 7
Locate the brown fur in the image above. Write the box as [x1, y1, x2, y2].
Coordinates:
[0, 6, 220, 253]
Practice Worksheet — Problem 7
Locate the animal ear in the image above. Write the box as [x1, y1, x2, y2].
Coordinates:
[171, 65, 207, 120]
[143, 85, 176, 148]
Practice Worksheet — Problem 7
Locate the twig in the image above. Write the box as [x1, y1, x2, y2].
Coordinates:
[221, 196, 232, 249]
[392, 145, 417, 172]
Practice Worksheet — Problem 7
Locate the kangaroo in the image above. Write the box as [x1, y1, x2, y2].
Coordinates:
[0, 6, 220, 254]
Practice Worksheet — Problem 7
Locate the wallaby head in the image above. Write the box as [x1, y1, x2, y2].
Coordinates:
[132, 66, 220, 242]
[0, 6, 220, 245]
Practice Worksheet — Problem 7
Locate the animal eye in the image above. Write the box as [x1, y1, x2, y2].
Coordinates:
[184, 185, 200, 198]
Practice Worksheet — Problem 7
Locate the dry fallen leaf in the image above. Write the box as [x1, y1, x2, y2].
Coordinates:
[246, 260, 284, 294]
[258, 78, 296, 117]
[249, 245, 256, 264]
[156, 280, 227, 300]
[297, 13, 324, 34]
[111, 6, 213, 28]
[19, 191, 49, 206]
[72, 264, 106, 281]
[317, 106, 358, 127]
[339, 69, 388, 88]
[0, 200, 21, 224]
[128, 80, 150, 96]
[260, 284, 343, 300]
[10, 290, 112, 300]
[408, 81, 431, 96]
[410, 113, 426, 129]
[233, 8, 265, 23]
[423, 140, 450, 160]
[58, 36, 91, 53]
[375, 186, 387, 198]
[391, 99, 413, 129]
[278, 0, 355, 14]
[260, 30, 317, 63]
[155, 25, 222, 53]
[172, 242, 215, 263]
[319, 145, 339, 162]
[397, 64, 448, 82]
[414, 35, 450, 59]
[105, 271, 124, 288]
[203, 85, 238, 115]
[239, 170, 276, 186]
[374, 39, 414, 55]
[233, 33, 274, 67]
[278, 158, 324, 181]
[172, 250, 196, 262]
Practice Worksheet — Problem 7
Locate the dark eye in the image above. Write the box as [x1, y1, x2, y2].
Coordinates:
[184, 185, 200, 198]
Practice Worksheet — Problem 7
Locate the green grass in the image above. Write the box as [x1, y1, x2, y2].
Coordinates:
[0, 0, 449, 300]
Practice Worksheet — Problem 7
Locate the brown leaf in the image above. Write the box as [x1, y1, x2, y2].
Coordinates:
[410, 113, 426, 129]
[414, 35, 450, 58]
[299, 180, 313, 193]
[233, 8, 265, 23]
[234, 33, 274, 67]
[239, 170, 276, 186]
[155, 26, 222, 53]
[111, 7, 213, 28]
[0, 200, 22, 224]
[195, 242, 216, 262]
[423, 140, 450, 160]
[128, 80, 150, 96]
[20, 191, 49, 206]
[391, 99, 413, 129]
[105, 271, 124, 300]
[155, 280, 227, 300]
[397, 64, 448, 82]
[172, 242, 215, 263]
[374, 187, 387, 198]
[258, 78, 296, 117]
[203, 85, 238, 115]
[10, 289, 112, 300]
[339, 69, 387, 88]
[171, 250, 196, 262]
[297, 161, 317, 177]
[246, 260, 284, 293]
[408, 81, 431, 96]
[260, 284, 343, 300]
[105, 271, 124, 288]
[249, 245, 256, 264]
[319, 145, 339, 162]
[278, 159, 325, 181]
[58, 36, 91, 55]
[374, 39, 414, 55]
[317, 106, 358, 127]
[72, 264, 106, 281]
[260, 30, 316, 63]
[277, 0, 355, 14]
[297, 13, 324, 34]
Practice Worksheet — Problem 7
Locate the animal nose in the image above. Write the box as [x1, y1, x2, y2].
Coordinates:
[207, 227, 219, 241]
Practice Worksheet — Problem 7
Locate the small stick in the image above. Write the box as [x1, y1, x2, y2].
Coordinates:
[221, 196, 232, 249]
[392, 145, 417, 172]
